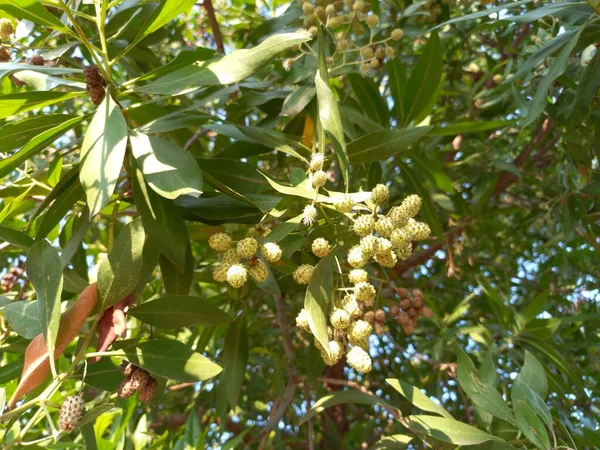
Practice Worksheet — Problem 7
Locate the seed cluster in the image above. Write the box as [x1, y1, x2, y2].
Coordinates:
[210, 233, 282, 288]
[1, 260, 25, 292]
[391, 288, 434, 335]
[58, 396, 86, 431]
[118, 361, 157, 402]
[84, 65, 107, 106]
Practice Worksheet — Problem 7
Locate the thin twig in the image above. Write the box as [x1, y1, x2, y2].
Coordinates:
[184, 128, 209, 151]
[203, 0, 225, 54]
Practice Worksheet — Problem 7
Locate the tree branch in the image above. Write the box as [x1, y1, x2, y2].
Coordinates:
[203, 0, 224, 54]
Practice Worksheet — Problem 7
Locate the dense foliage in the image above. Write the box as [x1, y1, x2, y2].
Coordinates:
[0, 0, 598, 448]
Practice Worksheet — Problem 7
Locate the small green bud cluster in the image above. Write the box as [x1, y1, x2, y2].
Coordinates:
[210, 232, 282, 288]
[297, 0, 401, 79]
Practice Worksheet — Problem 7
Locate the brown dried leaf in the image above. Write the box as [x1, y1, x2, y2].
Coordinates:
[7, 283, 98, 409]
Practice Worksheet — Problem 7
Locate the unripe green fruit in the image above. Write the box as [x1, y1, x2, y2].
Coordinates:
[293, 264, 314, 284]
[237, 238, 258, 259]
[222, 248, 240, 265]
[213, 263, 230, 282]
[209, 232, 231, 252]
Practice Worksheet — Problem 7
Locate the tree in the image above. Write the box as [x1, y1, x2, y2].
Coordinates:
[0, 0, 598, 448]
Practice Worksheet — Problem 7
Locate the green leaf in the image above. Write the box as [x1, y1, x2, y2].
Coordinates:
[97, 218, 145, 311]
[371, 434, 413, 449]
[130, 131, 203, 200]
[454, 343, 516, 426]
[27, 240, 63, 375]
[12, 70, 86, 91]
[122, 339, 223, 382]
[80, 94, 128, 217]
[304, 249, 335, 354]
[386, 57, 407, 119]
[129, 295, 231, 328]
[131, 0, 196, 47]
[140, 31, 312, 94]
[347, 128, 431, 166]
[0, 91, 83, 120]
[315, 69, 349, 189]
[223, 313, 248, 408]
[281, 85, 316, 116]
[0, 0, 73, 35]
[0, 225, 34, 249]
[432, 0, 533, 30]
[132, 161, 189, 272]
[78, 404, 116, 428]
[0, 360, 23, 385]
[516, 350, 548, 399]
[159, 250, 192, 295]
[1, 300, 41, 339]
[386, 379, 453, 419]
[0, 116, 84, 179]
[511, 381, 554, 439]
[35, 180, 83, 239]
[428, 120, 516, 136]
[403, 32, 442, 125]
[514, 401, 551, 450]
[405, 415, 502, 445]
[301, 390, 398, 424]
[81, 423, 98, 450]
[347, 73, 389, 127]
[525, 25, 584, 126]
[0, 114, 80, 154]
[571, 45, 600, 115]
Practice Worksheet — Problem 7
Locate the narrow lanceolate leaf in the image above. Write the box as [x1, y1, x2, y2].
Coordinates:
[0, 113, 80, 154]
[97, 218, 145, 311]
[140, 31, 312, 94]
[301, 391, 398, 424]
[516, 350, 548, 399]
[0, 224, 34, 249]
[129, 295, 232, 328]
[403, 31, 442, 125]
[525, 25, 584, 126]
[131, 0, 196, 46]
[132, 161, 189, 272]
[348, 128, 431, 166]
[79, 94, 128, 217]
[27, 240, 63, 376]
[122, 340, 223, 382]
[404, 415, 503, 445]
[0, 91, 82, 121]
[454, 343, 517, 426]
[386, 379, 453, 419]
[514, 401, 551, 450]
[304, 248, 336, 354]
[315, 69, 349, 190]
[223, 314, 248, 408]
[0, 0, 73, 35]
[0, 63, 82, 80]
[130, 131, 203, 199]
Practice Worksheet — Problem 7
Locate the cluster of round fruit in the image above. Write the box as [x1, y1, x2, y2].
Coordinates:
[344, 188, 430, 269]
[1, 259, 24, 292]
[117, 361, 157, 402]
[209, 233, 282, 288]
[391, 288, 433, 335]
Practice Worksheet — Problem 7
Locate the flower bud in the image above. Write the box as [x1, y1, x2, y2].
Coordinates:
[361, 47, 374, 60]
[248, 259, 269, 283]
[213, 263, 230, 282]
[341, 295, 361, 319]
[296, 308, 310, 331]
[353, 214, 374, 237]
[365, 14, 379, 28]
[237, 237, 258, 258]
[0, 19, 14, 40]
[405, 218, 431, 241]
[261, 242, 282, 262]
[334, 195, 354, 213]
[330, 308, 350, 330]
[312, 170, 327, 188]
[222, 248, 240, 265]
[400, 194, 422, 218]
[227, 264, 248, 288]
[310, 153, 325, 171]
[391, 28, 403, 41]
[321, 341, 344, 365]
[348, 269, 368, 284]
[347, 346, 372, 373]
[374, 216, 394, 238]
[354, 282, 376, 302]
[347, 245, 367, 268]
[371, 184, 389, 205]
[359, 234, 377, 256]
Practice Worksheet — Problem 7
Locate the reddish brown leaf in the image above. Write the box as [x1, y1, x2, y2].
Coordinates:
[7, 283, 98, 409]
[91, 294, 135, 363]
